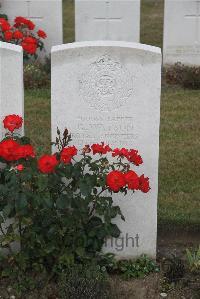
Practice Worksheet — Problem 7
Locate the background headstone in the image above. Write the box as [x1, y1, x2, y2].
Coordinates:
[0, 0, 63, 57]
[163, 0, 200, 65]
[0, 41, 24, 136]
[75, 0, 140, 42]
[51, 41, 161, 258]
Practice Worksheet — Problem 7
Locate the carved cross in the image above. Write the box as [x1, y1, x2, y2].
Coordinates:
[25, 0, 43, 21]
[185, 0, 200, 43]
[94, 1, 122, 39]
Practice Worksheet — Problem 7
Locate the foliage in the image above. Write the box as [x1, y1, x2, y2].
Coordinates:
[186, 246, 200, 274]
[115, 255, 159, 279]
[164, 63, 200, 89]
[0, 14, 47, 60]
[58, 263, 110, 299]
[0, 114, 150, 293]
[162, 254, 185, 283]
[24, 60, 50, 89]
[95, 253, 160, 279]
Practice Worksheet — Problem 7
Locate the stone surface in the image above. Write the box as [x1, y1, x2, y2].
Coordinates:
[75, 0, 140, 42]
[0, 41, 23, 253]
[0, 41, 24, 137]
[163, 0, 200, 65]
[0, 0, 63, 56]
[51, 41, 161, 258]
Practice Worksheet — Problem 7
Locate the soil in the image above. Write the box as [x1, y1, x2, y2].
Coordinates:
[157, 228, 200, 260]
[0, 228, 199, 299]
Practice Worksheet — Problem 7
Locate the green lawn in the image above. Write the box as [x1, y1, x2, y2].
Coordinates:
[25, 0, 200, 229]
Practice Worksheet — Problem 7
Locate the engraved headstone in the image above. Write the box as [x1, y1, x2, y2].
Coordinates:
[163, 0, 200, 65]
[0, 0, 63, 56]
[51, 41, 161, 258]
[75, 0, 140, 42]
[0, 41, 24, 136]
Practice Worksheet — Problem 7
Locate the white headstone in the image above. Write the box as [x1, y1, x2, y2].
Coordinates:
[0, 41, 24, 136]
[0, 0, 63, 56]
[75, 0, 140, 42]
[163, 0, 200, 65]
[51, 41, 161, 258]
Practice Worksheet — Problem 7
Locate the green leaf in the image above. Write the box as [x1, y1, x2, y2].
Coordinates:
[0, 214, 4, 224]
[38, 175, 49, 191]
[75, 247, 85, 257]
[3, 203, 13, 217]
[43, 195, 53, 208]
[20, 136, 31, 145]
[56, 196, 69, 209]
[108, 223, 121, 238]
[79, 181, 91, 196]
[15, 194, 28, 211]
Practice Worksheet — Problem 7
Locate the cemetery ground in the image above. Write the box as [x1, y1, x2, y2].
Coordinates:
[0, 1, 199, 298]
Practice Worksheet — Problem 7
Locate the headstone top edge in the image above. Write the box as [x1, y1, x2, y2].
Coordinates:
[0, 41, 22, 53]
[1, 0, 62, 2]
[51, 41, 161, 55]
[75, 0, 139, 2]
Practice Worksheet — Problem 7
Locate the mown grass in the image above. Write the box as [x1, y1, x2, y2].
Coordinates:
[140, 0, 164, 48]
[158, 87, 200, 229]
[25, 89, 51, 155]
[24, 0, 200, 229]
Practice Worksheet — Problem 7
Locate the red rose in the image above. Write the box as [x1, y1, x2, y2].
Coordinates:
[0, 139, 20, 161]
[37, 29, 47, 39]
[15, 144, 35, 160]
[26, 19, 35, 30]
[128, 149, 143, 166]
[14, 16, 35, 30]
[15, 164, 24, 171]
[139, 175, 150, 193]
[4, 31, 13, 41]
[21, 37, 37, 55]
[3, 114, 23, 132]
[14, 16, 27, 27]
[106, 170, 125, 192]
[60, 146, 77, 164]
[38, 155, 59, 174]
[91, 142, 112, 155]
[0, 18, 11, 31]
[124, 170, 139, 190]
[13, 30, 23, 39]
[112, 148, 129, 158]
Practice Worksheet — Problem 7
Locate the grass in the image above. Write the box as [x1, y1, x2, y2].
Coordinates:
[24, 0, 200, 229]
[159, 87, 200, 229]
[25, 89, 51, 155]
[140, 0, 164, 48]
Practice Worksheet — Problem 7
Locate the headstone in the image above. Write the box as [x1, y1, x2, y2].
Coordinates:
[0, 41, 23, 253]
[0, 0, 63, 56]
[163, 0, 200, 65]
[51, 41, 161, 258]
[0, 41, 24, 136]
[75, 0, 140, 42]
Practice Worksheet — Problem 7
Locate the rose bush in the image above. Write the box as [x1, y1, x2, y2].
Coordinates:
[0, 15, 47, 60]
[0, 115, 150, 286]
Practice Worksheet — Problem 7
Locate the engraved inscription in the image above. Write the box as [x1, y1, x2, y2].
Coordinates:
[79, 55, 133, 112]
[184, 1, 200, 44]
[166, 45, 200, 55]
[71, 115, 139, 147]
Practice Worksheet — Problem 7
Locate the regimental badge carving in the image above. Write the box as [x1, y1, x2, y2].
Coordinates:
[79, 54, 133, 112]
